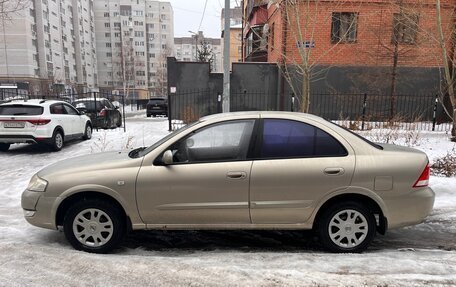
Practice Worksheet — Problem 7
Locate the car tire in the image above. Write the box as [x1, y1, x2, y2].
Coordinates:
[0, 143, 10, 151]
[63, 199, 125, 254]
[116, 116, 122, 127]
[318, 201, 376, 253]
[50, 130, 64, 151]
[146, 114, 151, 118]
[83, 123, 92, 140]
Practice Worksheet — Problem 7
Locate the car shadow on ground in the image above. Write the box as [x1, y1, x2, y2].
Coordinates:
[4, 140, 85, 154]
[122, 230, 322, 253]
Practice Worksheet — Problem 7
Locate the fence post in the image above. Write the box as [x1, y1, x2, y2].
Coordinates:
[432, 94, 438, 131]
[121, 93, 126, 132]
[168, 93, 173, 131]
[93, 91, 98, 131]
[361, 93, 367, 131]
[217, 93, 222, 113]
[291, 93, 295, 112]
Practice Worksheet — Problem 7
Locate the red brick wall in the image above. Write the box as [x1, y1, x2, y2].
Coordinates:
[267, 0, 455, 68]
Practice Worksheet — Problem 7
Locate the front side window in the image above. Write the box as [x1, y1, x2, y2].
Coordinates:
[261, 119, 347, 159]
[331, 12, 358, 43]
[63, 104, 79, 115]
[169, 120, 255, 163]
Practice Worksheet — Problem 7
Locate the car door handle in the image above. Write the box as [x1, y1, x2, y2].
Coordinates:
[226, 172, 247, 179]
[324, 167, 344, 176]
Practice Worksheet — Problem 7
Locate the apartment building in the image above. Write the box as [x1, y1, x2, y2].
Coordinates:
[174, 31, 222, 72]
[0, 0, 98, 94]
[94, 0, 174, 98]
[221, 7, 243, 68]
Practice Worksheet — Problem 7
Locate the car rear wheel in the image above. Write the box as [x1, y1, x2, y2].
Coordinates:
[0, 143, 10, 151]
[51, 130, 64, 151]
[318, 201, 376, 253]
[83, 124, 92, 140]
[63, 199, 125, 253]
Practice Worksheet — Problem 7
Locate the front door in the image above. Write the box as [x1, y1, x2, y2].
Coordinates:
[136, 119, 256, 225]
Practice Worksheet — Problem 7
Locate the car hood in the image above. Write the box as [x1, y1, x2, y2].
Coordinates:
[37, 150, 142, 179]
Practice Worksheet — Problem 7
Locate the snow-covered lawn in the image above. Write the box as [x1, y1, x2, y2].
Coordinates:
[0, 116, 455, 286]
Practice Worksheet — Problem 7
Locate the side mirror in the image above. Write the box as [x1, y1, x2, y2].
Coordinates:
[161, 150, 173, 165]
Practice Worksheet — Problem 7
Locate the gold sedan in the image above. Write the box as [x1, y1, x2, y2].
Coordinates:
[22, 112, 434, 253]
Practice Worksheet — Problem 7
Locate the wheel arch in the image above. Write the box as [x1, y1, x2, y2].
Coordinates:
[312, 193, 388, 235]
[55, 191, 132, 232]
[54, 125, 64, 137]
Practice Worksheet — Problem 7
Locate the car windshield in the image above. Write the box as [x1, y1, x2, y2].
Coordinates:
[135, 121, 200, 158]
[148, 99, 165, 105]
[72, 100, 102, 112]
[0, 105, 44, 116]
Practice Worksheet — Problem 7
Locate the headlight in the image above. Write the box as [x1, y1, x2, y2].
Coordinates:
[27, 174, 48, 192]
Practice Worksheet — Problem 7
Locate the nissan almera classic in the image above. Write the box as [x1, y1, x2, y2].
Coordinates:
[22, 111, 435, 253]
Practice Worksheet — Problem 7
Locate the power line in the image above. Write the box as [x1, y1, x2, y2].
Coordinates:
[197, 0, 209, 32]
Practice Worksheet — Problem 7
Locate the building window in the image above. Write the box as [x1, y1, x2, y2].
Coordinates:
[114, 22, 121, 28]
[331, 12, 358, 43]
[104, 23, 110, 28]
[134, 10, 143, 16]
[104, 12, 109, 17]
[106, 43, 111, 48]
[161, 24, 166, 30]
[105, 32, 110, 37]
[392, 13, 419, 45]
[135, 31, 144, 37]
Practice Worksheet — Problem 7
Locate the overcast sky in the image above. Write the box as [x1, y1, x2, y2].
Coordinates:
[167, 0, 241, 39]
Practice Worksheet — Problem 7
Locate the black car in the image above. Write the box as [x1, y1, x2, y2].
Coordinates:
[73, 98, 122, 129]
[146, 98, 168, 117]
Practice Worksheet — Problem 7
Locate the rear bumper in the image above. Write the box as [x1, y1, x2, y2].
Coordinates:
[147, 108, 167, 116]
[0, 135, 53, 145]
[384, 187, 435, 229]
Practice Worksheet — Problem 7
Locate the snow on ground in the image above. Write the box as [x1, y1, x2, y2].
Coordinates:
[0, 115, 455, 286]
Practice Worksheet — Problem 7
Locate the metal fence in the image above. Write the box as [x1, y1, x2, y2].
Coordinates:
[169, 90, 451, 132]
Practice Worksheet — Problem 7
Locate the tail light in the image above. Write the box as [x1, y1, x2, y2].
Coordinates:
[413, 164, 430, 188]
[98, 109, 106, 117]
[27, 119, 51, 125]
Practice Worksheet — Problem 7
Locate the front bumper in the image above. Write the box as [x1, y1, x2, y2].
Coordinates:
[384, 186, 435, 229]
[21, 189, 59, 230]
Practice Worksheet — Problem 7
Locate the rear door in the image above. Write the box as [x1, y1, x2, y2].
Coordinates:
[50, 103, 73, 135]
[249, 118, 355, 224]
[63, 103, 84, 135]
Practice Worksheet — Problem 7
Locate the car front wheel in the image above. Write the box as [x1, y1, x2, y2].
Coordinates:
[63, 199, 125, 253]
[318, 201, 376, 253]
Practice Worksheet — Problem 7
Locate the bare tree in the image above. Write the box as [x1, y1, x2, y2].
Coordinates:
[196, 39, 215, 71]
[435, 0, 456, 140]
[275, 0, 362, 112]
[151, 47, 172, 97]
[0, 0, 30, 23]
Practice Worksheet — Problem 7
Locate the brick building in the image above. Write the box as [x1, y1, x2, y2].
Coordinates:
[244, 0, 456, 94]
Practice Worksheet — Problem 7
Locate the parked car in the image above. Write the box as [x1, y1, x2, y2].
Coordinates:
[0, 99, 92, 151]
[72, 98, 122, 129]
[21, 111, 434, 253]
[146, 97, 168, 117]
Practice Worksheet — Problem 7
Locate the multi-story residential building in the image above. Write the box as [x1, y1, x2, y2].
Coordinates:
[174, 31, 222, 72]
[221, 7, 243, 67]
[94, 0, 174, 98]
[0, 0, 98, 94]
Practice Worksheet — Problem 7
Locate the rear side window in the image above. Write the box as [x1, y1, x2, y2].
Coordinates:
[0, 105, 43, 115]
[261, 119, 347, 159]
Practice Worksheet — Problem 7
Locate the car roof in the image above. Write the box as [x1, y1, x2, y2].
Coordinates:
[73, 98, 109, 102]
[200, 111, 325, 122]
[0, 99, 68, 107]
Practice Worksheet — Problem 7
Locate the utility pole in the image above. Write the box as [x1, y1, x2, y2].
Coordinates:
[222, 0, 230, 112]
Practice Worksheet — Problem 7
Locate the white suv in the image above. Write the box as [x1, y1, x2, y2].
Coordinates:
[0, 99, 92, 151]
